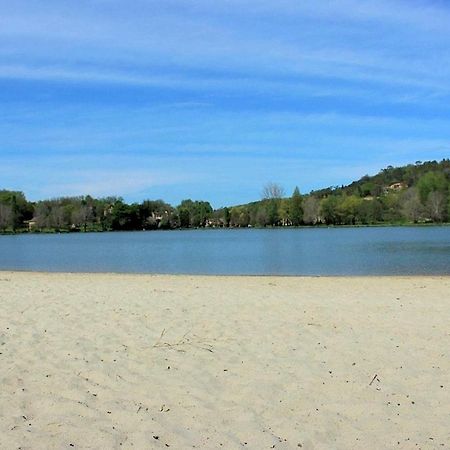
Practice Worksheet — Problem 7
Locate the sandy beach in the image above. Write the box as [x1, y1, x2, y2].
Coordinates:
[0, 272, 449, 449]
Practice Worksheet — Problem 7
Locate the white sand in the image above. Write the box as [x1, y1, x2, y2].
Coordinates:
[0, 272, 449, 449]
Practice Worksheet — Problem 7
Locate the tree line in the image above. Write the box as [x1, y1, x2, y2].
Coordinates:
[0, 159, 449, 233]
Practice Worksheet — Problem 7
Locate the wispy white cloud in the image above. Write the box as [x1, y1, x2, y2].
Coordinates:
[0, 155, 198, 201]
[1, 0, 450, 96]
[44, 169, 191, 199]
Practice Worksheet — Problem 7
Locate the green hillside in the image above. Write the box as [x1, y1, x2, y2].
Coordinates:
[218, 159, 450, 227]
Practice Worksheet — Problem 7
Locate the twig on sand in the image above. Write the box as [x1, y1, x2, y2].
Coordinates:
[369, 374, 378, 386]
[153, 329, 214, 353]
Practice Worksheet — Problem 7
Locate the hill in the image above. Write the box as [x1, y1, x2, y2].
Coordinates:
[218, 159, 450, 226]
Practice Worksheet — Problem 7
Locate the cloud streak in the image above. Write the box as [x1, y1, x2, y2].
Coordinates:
[1, 0, 450, 92]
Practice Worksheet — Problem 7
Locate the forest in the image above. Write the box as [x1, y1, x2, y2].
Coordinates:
[1, 159, 449, 233]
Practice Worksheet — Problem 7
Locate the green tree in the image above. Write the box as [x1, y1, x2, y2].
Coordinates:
[0, 190, 32, 231]
[380, 192, 402, 223]
[177, 199, 212, 227]
[110, 201, 140, 230]
[290, 186, 303, 226]
[178, 208, 190, 228]
[357, 199, 383, 224]
[417, 171, 448, 204]
[320, 196, 339, 225]
[222, 207, 231, 227]
[278, 198, 291, 226]
[255, 205, 269, 227]
[359, 181, 376, 197]
[337, 195, 364, 225]
[266, 199, 280, 226]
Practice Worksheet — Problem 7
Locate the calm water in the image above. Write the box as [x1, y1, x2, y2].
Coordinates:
[0, 227, 449, 275]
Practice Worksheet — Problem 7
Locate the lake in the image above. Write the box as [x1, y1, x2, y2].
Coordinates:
[0, 227, 449, 275]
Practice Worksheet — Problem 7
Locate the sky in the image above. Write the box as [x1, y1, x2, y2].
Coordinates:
[1, 0, 450, 207]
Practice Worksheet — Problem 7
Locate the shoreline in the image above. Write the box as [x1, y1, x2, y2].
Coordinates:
[1, 272, 449, 448]
[1, 270, 450, 278]
[1, 221, 450, 236]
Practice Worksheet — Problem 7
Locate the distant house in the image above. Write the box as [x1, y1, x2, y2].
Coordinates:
[24, 218, 37, 231]
[205, 219, 224, 228]
[386, 182, 407, 192]
[104, 205, 114, 216]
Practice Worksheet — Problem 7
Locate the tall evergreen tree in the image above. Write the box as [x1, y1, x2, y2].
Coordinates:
[290, 186, 303, 226]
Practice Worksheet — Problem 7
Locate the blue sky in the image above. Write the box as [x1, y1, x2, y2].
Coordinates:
[1, 0, 450, 207]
